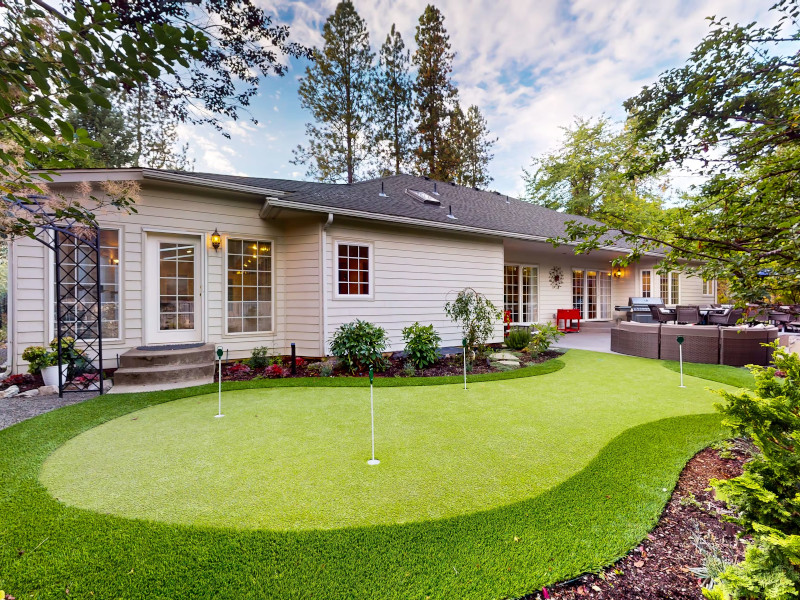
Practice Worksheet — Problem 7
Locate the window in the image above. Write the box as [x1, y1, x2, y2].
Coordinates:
[654, 271, 680, 304]
[503, 265, 539, 323]
[53, 229, 120, 339]
[227, 239, 272, 333]
[702, 278, 715, 296]
[336, 242, 370, 296]
[641, 270, 651, 298]
[574, 268, 612, 319]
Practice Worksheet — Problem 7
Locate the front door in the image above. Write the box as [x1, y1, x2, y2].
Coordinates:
[145, 233, 203, 345]
[572, 269, 612, 320]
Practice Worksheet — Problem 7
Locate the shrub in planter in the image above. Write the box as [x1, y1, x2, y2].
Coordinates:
[329, 319, 388, 374]
[249, 346, 271, 369]
[505, 327, 531, 351]
[265, 364, 288, 378]
[21, 346, 54, 374]
[401, 322, 441, 369]
[529, 323, 564, 356]
[444, 288, 501, 356]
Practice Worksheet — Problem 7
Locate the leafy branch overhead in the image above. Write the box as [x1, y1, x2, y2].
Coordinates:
[551, 0, 800, 302]
[1, 0, 308, 238]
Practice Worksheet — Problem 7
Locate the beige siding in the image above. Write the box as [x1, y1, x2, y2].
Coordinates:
[325, 219, 504, 352]
[282, 219, 323, 356]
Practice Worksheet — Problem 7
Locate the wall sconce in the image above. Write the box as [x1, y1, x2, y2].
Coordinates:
[211, 228, 221, 252]
[613, 267, 623, 279]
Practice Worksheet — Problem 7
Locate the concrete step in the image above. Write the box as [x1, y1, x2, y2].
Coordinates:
[108, 377, 214, 395]
[119, 344, 216, 369]
[112, 362, 215, 388]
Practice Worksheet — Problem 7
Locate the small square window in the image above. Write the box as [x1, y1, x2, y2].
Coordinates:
[337, 243, 371, 296]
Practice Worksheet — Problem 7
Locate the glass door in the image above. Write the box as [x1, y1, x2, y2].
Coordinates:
[572, 269, 612, 320]
[146, 233, 202, 344]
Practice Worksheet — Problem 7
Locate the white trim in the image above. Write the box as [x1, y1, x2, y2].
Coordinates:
[142, 169, 285, 197]
[503, 263, 540, 324]
[266, 198, 668, 258]
[321, 213, 333, 355]
[333, 239, 374, 300]
[222, 235, 275, 336]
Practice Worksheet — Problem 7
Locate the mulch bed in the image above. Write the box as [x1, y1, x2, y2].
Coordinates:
[218, 348, 561, 382]
[525, 441, 751, 600]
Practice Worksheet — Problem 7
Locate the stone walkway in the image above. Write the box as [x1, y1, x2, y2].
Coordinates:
[0, 391, 98, 430]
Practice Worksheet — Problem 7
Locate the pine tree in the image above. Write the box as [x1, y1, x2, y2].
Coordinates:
[453, 104, 495, 188]
[66, 86, 135, 168]
[126, 82, 192, 170]
[373, 24, 414, 176]
[412, 4, 457, 181]
[293, 1, 374, 183]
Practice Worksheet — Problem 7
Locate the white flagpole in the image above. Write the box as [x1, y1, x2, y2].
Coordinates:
[216, 346, 224, 417]
[368, 366, 379, 465]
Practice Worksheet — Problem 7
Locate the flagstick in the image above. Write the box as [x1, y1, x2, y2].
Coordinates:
[679, 344, 686, 388]
[215, 346, 224, 417]
[367, 366, 379, 465]
[463, 337, 468, 391]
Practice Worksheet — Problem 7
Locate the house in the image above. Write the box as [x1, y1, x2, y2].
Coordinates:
[7, 169, 715, 375]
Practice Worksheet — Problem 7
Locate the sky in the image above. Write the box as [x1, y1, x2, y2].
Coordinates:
[179, 0, 774, 197]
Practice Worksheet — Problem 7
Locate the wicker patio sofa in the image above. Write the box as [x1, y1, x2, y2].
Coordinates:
[720, 326, 779, 367]
[610, 321, 660, 359]
[660, 324, 720, 364]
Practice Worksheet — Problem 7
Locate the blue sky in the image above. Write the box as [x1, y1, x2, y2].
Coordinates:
[179, 0, 773, 197]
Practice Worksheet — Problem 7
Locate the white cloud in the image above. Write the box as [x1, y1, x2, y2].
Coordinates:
[177, 124, 248, 176]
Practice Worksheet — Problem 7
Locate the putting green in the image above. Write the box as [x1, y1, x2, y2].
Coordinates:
[40, 350, 730, 531]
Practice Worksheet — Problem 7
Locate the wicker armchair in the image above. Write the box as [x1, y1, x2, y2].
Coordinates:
[746, 307, 770, 324]
[648, 304, 674, 324]
[676, 305, 702, 325]
[708, 308, 743, 326]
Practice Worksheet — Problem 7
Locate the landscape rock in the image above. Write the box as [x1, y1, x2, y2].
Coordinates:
[18, 389, 39, 397]
[2, 385, 20, 398]
[489, 351, 519, 362]
[103, 380, 113, 392]
[38, 385, 58, 396]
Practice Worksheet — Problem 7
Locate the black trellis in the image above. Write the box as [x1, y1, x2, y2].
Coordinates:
[9, 196, 104, 397]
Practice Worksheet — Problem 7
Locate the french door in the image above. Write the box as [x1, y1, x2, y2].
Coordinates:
[572, 269, 612, 320]
[145, 233, 203, 344]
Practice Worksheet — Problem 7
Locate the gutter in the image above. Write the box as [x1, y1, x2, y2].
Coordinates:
[265, 198, 666, 258]
[321, 213, 334, 357]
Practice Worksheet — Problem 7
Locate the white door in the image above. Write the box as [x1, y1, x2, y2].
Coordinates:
[145, 233, 203, 345]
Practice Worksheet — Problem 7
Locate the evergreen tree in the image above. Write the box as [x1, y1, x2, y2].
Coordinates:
[126, 82, 192, 170]
[412, 4, 457, 180]
[452, 104, 495, 188]
[293, 1, 374, 183]
[66, 86, 135, 168]
[373, 24, 414, 176]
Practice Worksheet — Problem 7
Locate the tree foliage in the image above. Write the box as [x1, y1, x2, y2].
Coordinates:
[1, 0, 306, 238]
[373, 24, 414, 176]
[523, 116, 664, 232]
[704, 345, 800, 599]
[293, 1, 374, 183]
[450, 103, 496, 189]
[413, 4, 457, 181]
[560, 1, 800, 300]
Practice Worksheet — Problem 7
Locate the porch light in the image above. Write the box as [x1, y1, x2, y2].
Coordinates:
[613, 267, 623, 278]
[211, 228, 222, 251]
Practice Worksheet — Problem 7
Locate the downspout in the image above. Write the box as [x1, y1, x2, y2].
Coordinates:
[321, 213, 334, 357]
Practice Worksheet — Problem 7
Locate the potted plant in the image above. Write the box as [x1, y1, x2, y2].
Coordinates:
[21, 337, 85, 388]
[21, 345, 55, 383]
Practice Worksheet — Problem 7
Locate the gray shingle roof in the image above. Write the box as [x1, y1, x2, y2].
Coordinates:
[163, 171, 624, 247]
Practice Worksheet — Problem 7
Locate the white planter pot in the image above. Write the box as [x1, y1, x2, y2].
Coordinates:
[41, 364, 67, 388]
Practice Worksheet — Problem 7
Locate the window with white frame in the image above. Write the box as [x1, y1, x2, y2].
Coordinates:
[641, 270, 651, 298]
[53, 229, 120, 339]
[658, 272, 680, 304]
[336, 242, 371, 296]
[227, 239, 272, 333]
[504, 265, 538, 323]
[702, 278, 715, 296]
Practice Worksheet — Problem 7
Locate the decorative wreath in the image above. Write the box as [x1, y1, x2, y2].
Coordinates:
[549, 266, 564, 288]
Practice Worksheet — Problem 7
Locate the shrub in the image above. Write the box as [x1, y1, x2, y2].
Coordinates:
[529, 323, 564, 356]
[329, 319, 388, 374]
[401, 322, 441, 369]
[505, 327, 531, 351]
[265, 364, 288, 378]
[320, 361, 334, 377]
[294, 357, 306, 368]
[249, 346, 271, 369]
[704, 344, 800, 599]
[2, 373, 35, 388]
[22, 346, 53, 374]
[444, 288, 501, 356]
[403, 361, 416, 377]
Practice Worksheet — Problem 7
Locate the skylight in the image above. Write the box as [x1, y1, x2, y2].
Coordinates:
[405, 188, 441, 206]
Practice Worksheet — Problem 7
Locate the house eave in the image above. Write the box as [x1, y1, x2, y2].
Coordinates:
[142, 169, 287, 197]
[264, 198, 665, 258]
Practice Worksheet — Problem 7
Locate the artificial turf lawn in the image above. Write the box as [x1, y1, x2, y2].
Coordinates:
[44, 351, 727, 530]
[661, 359, 756, 389]
[1, 350, 732, 599]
